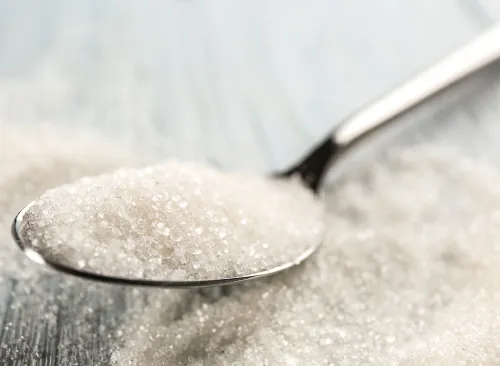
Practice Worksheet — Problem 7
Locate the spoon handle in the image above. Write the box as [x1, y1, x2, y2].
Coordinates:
[334, 22, 500, 146]
[287, 23, 500, 192]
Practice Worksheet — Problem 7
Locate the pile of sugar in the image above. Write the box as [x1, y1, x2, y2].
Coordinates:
[3, 123, 500, 365]
[112, 147, 500, 365]
[0, 124, 146, 279]
[22, 162, 323, 281]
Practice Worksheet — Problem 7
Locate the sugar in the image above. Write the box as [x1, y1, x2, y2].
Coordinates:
[0, 124, 152, 364]
[3, 122, 500, 365]
[0, 124, 146, 279]
[22, 161, 324, 281]
[111, 147, 500, 365]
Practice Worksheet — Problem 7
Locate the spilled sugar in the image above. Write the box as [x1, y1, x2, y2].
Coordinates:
[0, 124, 150, 364]
[2, 124, 500, 364]
[112, 147, 500, 365]
[22, 163, 323, 281]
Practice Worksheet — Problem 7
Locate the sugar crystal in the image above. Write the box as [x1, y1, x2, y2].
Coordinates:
[22, 161, 324, 281]
[3, 122, 500, 365]
[111, 147, 500, 365]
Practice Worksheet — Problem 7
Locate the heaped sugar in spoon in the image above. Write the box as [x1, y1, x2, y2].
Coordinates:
[16, 162, 324, 284]
[12, 23, 500, 288]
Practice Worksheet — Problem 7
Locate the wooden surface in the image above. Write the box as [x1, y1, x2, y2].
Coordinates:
[2, 1, 500, 364]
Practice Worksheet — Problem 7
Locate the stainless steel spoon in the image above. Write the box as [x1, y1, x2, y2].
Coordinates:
[12, 23, 500, 288]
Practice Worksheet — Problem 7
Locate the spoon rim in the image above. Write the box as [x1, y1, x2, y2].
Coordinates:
[12, 201, 322, 288]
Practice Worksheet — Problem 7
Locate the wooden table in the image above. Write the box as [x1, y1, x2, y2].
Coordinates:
[2, 1, 500, 364]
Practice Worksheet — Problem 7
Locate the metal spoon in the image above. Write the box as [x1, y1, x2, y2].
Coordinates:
[12, 23, 500, 288]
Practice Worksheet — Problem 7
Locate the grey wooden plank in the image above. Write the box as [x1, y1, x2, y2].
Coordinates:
[0, 279, 14, 363]
[55, 281, 126, 365]
[0, 277, 59, 366]
[476, 0, 500, 20]
[457, 0, 496, 24]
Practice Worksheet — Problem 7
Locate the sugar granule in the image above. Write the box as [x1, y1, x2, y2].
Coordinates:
[0, 124, 154, 364]
[22, 162, 324, 281]
[111, 147, 500, 365]
[3, 121, 500, 365]
[0, 124, 146, 279]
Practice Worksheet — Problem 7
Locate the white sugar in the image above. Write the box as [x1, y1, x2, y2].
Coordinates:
[112, 147, 500, 365]
[22, 161, 324, 281]
[3, 123, 500, 365]
[0, 124, 145, 279]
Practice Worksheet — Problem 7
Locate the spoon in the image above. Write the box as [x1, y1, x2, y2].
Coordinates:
[12, 23, 500, 288]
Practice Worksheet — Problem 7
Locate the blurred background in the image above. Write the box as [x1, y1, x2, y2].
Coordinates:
[1, 0, 499, 171]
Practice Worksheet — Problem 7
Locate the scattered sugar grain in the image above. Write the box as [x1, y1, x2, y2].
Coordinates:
[112, 146, 500, 365]
[0, 123, 153, 365]
[23, 162, 324, 281]
[3, 121, 500, 365]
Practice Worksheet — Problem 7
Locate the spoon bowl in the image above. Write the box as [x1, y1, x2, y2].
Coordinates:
[12, 197, 322, 289]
